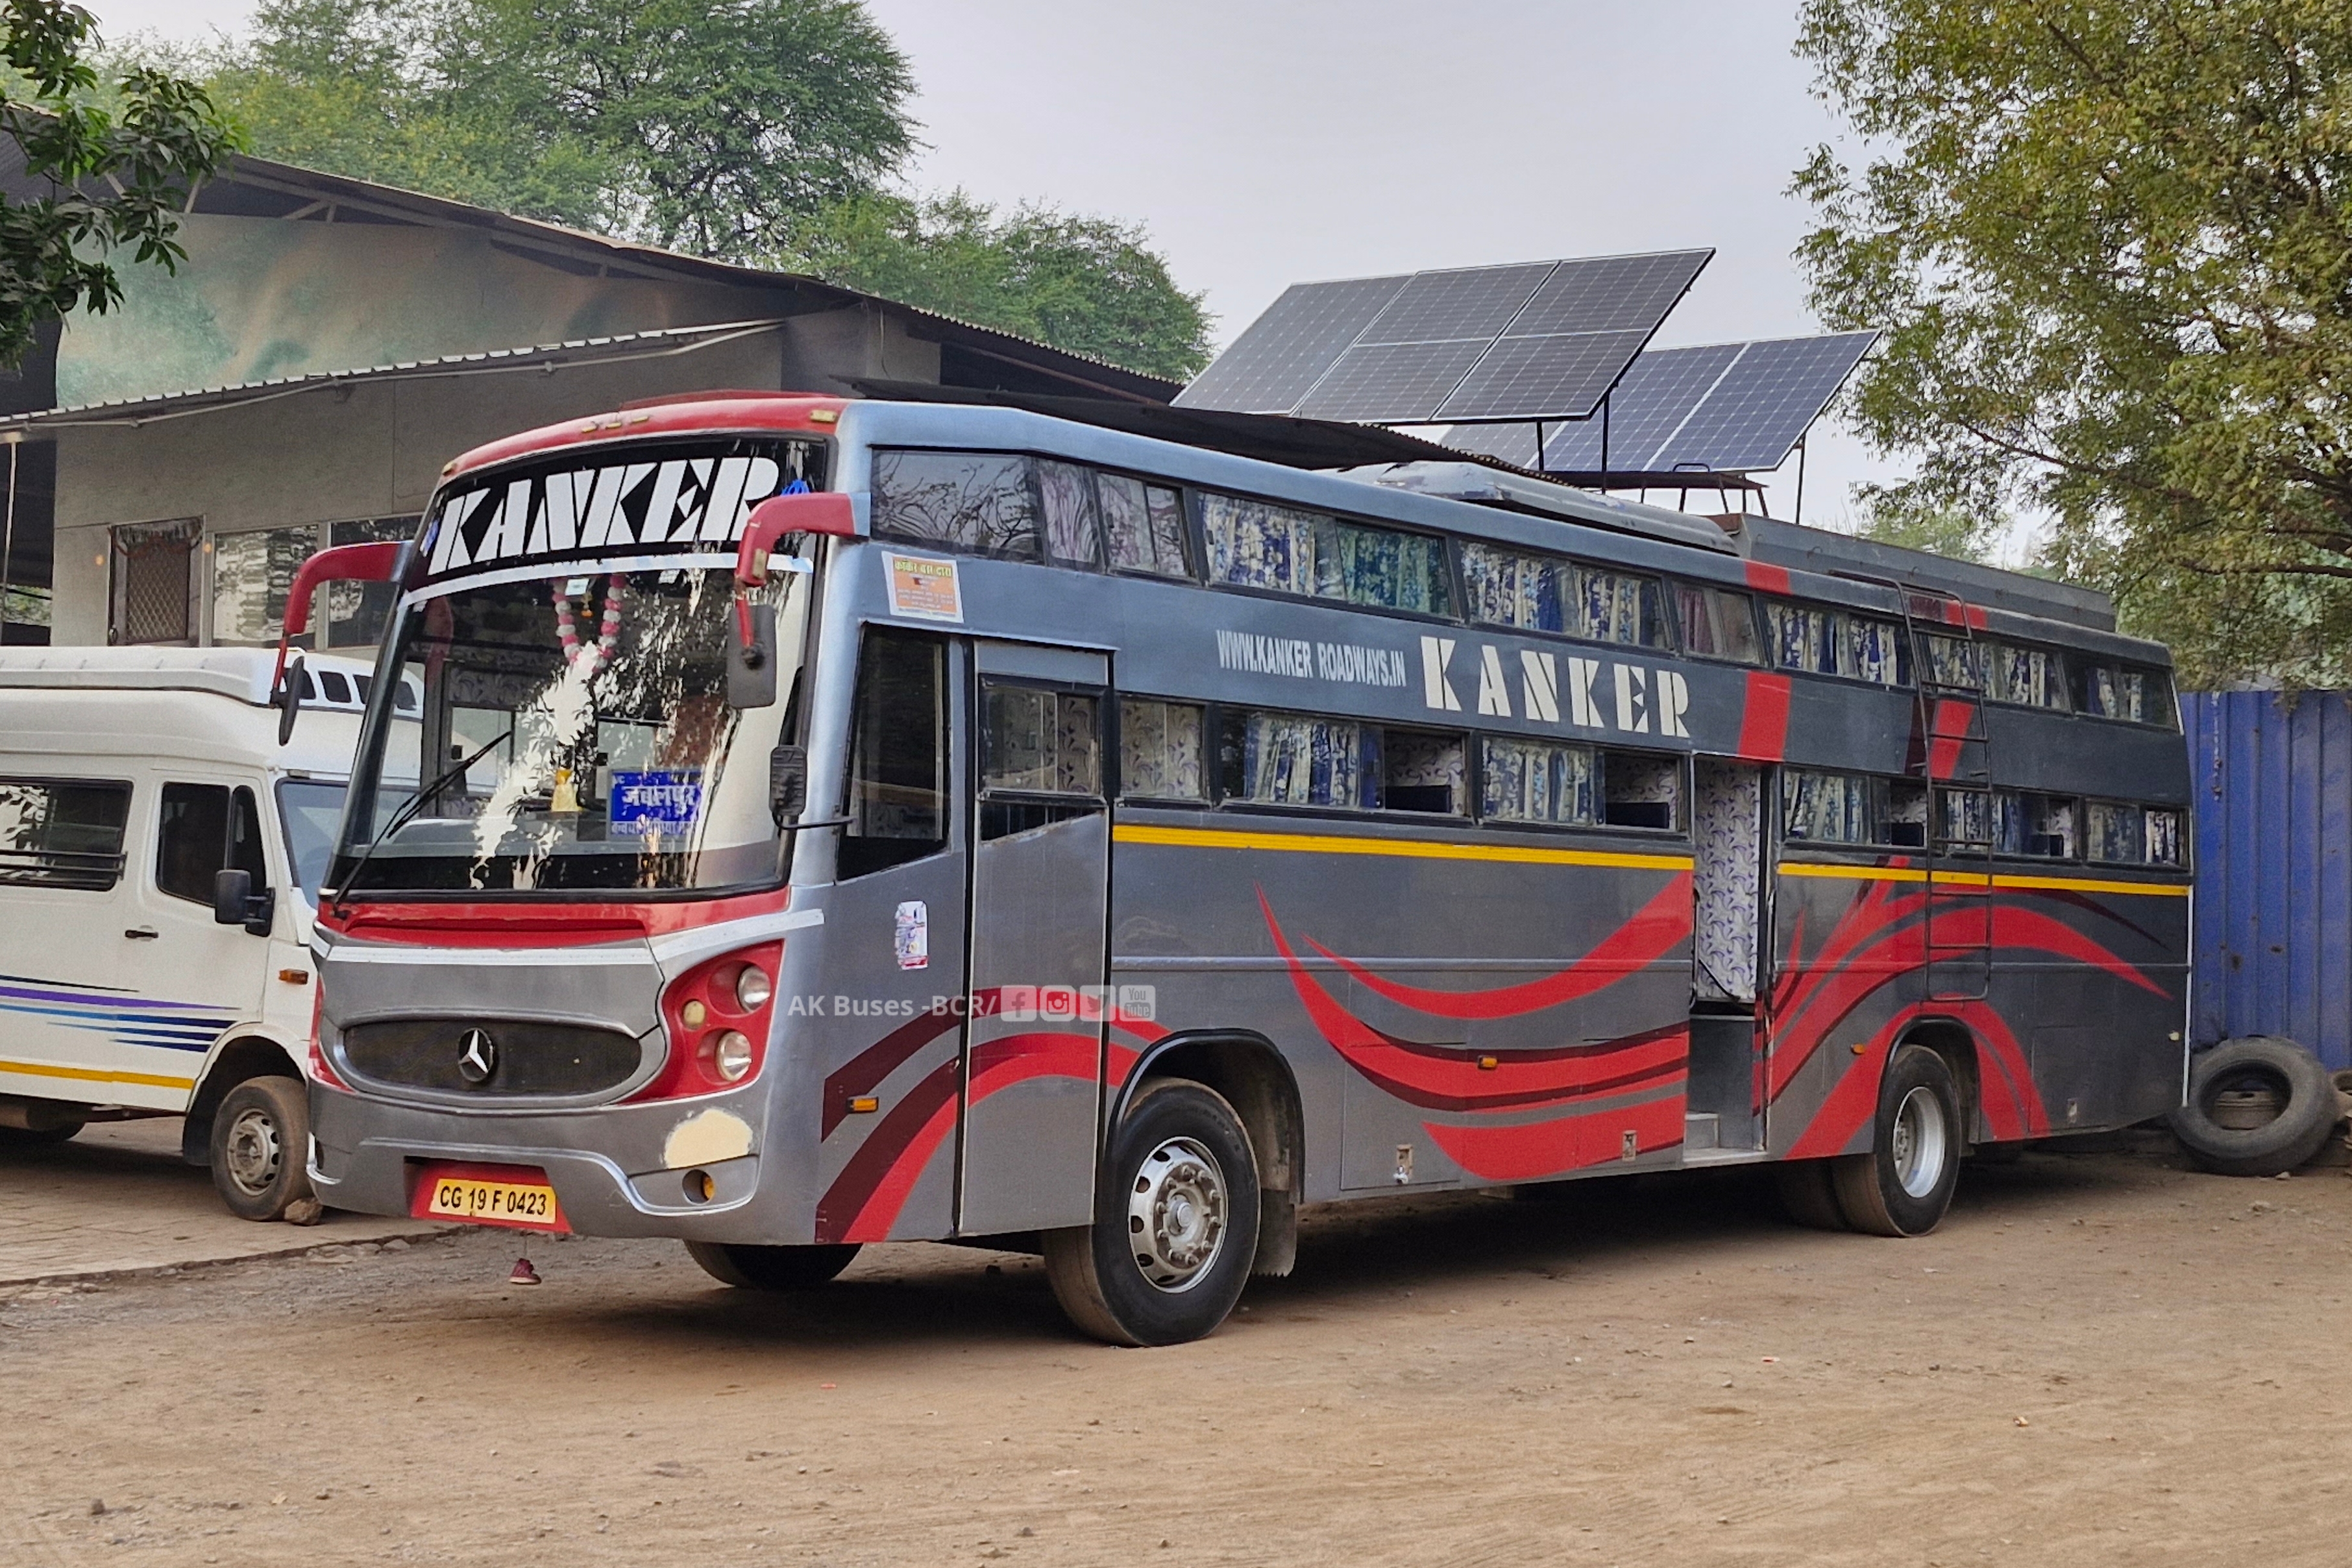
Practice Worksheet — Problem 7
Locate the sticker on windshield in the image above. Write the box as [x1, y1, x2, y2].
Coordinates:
[883, 552, 962, 623]
[609, 770, 704, 835]
[894, 901, 929, 970]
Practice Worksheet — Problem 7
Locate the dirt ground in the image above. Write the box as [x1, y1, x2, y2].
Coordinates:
[4, 1146, 2349, 1567]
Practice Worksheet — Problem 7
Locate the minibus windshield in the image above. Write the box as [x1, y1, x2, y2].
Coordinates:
[332, 437, 822, 896]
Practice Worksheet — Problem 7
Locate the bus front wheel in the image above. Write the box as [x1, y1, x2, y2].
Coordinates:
[1831, 1044, 1962, 1237]
[1044, 1078, 1260, 1347]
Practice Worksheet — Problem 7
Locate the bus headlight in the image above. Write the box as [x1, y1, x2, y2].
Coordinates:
[708, 1030, 755, 1083]
[733, 964, 773, 1012]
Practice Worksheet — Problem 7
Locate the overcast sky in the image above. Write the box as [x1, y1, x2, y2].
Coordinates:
[89, 0, 1902, 531]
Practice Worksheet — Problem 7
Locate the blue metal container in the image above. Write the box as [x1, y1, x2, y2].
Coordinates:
[2185, 689, 2352, 1068]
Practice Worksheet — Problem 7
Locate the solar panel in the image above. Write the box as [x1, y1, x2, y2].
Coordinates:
[1177, 249, 1713, 424]
[1295, 339, 1496, 423]
[1171, 274, 1409, 414]
[1439, 331, 1877, 478]
[1645, 332, 1876, 473]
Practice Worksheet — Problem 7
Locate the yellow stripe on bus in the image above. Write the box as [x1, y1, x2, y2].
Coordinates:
[0, 1059, 196, 1091]
[1778, 862, 2190, 898]
[1111, 823, 1693, 872]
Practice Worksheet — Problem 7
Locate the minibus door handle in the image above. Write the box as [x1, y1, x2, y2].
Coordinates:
[124, 927, 160, 940]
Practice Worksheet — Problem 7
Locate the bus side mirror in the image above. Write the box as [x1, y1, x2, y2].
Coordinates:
[272, 539, 408, 744]
[734, 493, 855, 587]
[212, 869, 274, 937]
[769, 745, 807, 826]
[729, 600, 778, 708]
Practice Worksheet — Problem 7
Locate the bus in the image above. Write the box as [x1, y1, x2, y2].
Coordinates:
[300, 393, 2191, 1345]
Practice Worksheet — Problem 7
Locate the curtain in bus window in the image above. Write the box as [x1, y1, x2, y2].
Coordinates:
[1119, 700, 1205, 800]
[1692, 760, 1762, 1002]
[2146, 807, 2183, 866]
[1236, 712, 1375, 808]
[983, 687, 1101, 796]
[1099, 475, 1191, 577]
[1201, 494, 1316, 594]
[1998, 792, 2076, 858]
[1766, 602, 1834, 674]
[1380, 731, 1464, 813]
[871, 450, 1041, 559]
[1462, 544, 1566, 633]
[2087, 801, 2145, 863]
[1784, 769, 1871, 843]
[1675, 584, 1761, 663]
[2120, 669, 2159, 724]
[1937, 787, 1993, 848]
[1989, 643, 2065, 709]
[1480, 737, 1595, 824]
[1314, 519, 1450, 614]
[1602, 753, 1684, 829]
[1839, 615, 1902, 686]
[2081, 662, 2120, 716]
[1036, 461, 1103, 567]
[1922, 634, 1984, 690]
[1572, 569, 1664, 646]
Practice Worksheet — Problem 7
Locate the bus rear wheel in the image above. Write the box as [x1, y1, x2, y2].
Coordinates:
[684, 1242, 861, 1290]
[1043, 1078, 1260, 1347]
[1831, 1044, 1962, 1237]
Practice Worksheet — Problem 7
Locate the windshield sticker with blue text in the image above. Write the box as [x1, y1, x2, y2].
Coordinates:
[423, 451, 792, 580]
[608, 770, 704, 835]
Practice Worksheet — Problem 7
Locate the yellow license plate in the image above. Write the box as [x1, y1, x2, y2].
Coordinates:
[418, 1167, 565, 1231]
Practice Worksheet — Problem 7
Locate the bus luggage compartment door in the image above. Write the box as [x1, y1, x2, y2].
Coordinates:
[957, 646, 1112, 1236]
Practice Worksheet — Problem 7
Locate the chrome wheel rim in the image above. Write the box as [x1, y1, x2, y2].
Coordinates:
[1127, 1136, 1227, 1293]
[222, 1105, 282, 1195]
[1891, 1085, 1949, 1199]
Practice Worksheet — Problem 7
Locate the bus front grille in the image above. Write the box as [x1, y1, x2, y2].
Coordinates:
[337, 1018, 648, 1098]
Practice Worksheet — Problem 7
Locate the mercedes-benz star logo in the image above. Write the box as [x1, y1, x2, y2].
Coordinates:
[456, 1028, 498, 1086]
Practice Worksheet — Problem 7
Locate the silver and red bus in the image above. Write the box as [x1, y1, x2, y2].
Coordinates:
[300, 393, 2191, 1344]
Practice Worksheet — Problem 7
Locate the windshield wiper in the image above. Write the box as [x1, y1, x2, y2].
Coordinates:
[329, 728, 513, 914]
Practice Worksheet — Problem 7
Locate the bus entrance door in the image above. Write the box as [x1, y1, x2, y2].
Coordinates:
[1689, 759, 1766, 1152]
[957, 643, 1112, 1236]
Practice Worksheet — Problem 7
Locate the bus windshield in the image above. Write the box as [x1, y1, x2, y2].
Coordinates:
[333, 437, 822, 896]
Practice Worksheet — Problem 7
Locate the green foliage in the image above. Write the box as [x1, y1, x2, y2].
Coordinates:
[788, 191, 1213, 380]
[0, 0, 236, 367]
[1854, 489, 1996, 566]
[178, 0, 1203, 378]
[1793, 0, 2352, 685]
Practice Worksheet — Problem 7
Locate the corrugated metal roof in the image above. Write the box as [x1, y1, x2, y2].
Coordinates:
[0, 318, 795, 431]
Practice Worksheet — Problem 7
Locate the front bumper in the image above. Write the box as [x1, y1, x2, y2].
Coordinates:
[307, 1081, 800, 1243]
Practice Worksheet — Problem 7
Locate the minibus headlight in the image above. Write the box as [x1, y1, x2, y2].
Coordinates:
[708, 1030, 755, 1083]
[733, 964, 773, 1012]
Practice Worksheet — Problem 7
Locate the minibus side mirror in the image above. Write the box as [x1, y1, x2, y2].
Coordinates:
[212, 869, 275, 937]
[271, 539, 410, 744]
[276, 653, 306, 745]
[728, 600, 778, 708]
[769, 744, 807, 826]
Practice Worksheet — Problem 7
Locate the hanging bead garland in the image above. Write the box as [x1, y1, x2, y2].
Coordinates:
[552, 574, 626, 677]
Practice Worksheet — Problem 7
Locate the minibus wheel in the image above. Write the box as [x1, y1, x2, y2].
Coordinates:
[683, 1242, 861, 1290]
[208, 1075, 315, 1222]
[1042, 1077, 1260, 1347]
[1831, 1044, 1962, 1237]
[0, 1122, 83, 1148]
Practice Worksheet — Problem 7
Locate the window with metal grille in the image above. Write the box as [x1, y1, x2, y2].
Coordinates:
[109, 519, 198, 645]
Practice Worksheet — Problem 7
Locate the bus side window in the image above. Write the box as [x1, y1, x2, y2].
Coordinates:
[1118, 699, 1207, 801]
[840, 632, 948, 879]
[979, 682, 1102, 840]
[1601, 751, 1684, 831]
[1037, 461, 1104, 569]
[870, 450, 1041, 561]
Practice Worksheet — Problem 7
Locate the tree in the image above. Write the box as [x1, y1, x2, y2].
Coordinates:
[1793, 1, 2352, 684]
[0, 0, 237, 368]
[192, 0, 1203, 378]
[789, 191, 1214, 381]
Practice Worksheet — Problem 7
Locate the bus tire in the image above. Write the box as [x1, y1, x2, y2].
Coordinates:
[1042, 1077, 1260, 1347]
[1772, 1159, 1847, 1231]
[208, 1075, 314, 1221]
[683, 1241, 861, 1290]
[1831, 1044, 1961, 1237]
[2170, 1036, 2340, 1177]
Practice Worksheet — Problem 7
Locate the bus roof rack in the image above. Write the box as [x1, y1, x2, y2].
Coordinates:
[1725, 513, 2115, 632]
[1334, 461, 1740, 554]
